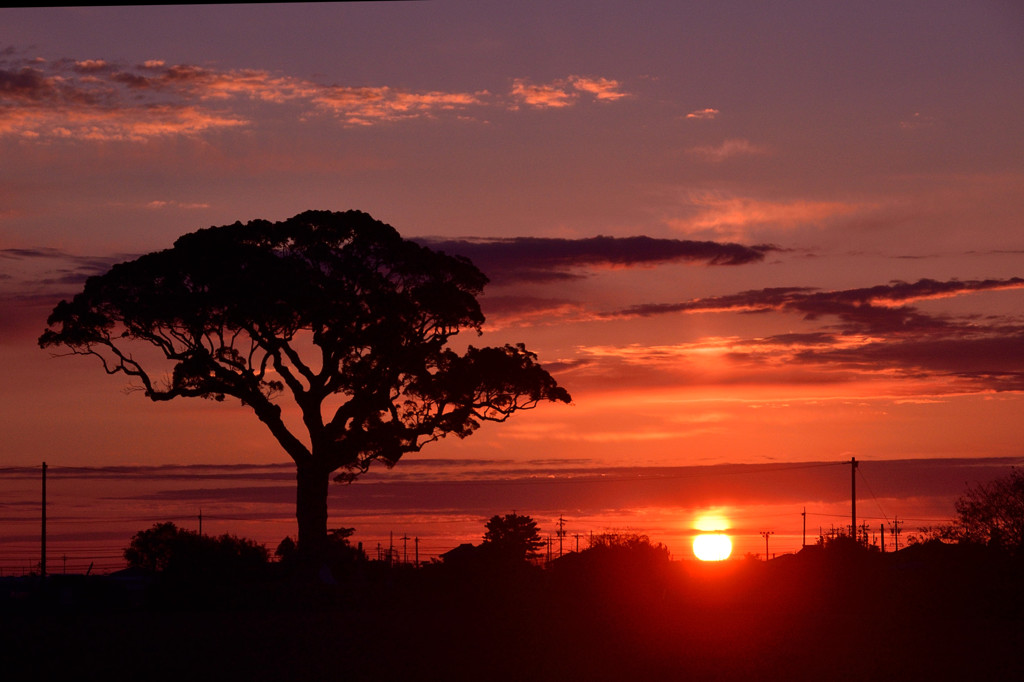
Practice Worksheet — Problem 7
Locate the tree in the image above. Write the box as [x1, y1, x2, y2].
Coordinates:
[41, 211, 571, 559]
[276, 527, 366, 571]
[482, 512, 545, 562]
[952, 468, 1024, 555]
[588, 531, 669, 558]
[124, 521, 269, 578]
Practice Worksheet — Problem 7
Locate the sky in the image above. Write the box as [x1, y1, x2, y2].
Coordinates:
[2, 2, 1023, 569]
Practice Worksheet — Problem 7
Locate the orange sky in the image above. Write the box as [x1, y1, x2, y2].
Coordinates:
[2, 3, 1023, 568]
[2, 457, 1018, 572]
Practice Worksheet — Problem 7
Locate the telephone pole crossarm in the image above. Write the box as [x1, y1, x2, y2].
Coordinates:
[759, 530, 774, 561]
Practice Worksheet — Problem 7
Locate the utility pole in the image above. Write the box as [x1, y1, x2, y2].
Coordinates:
[414, 537, 420, 568]
[400, 533, 410, 565]
[890, 516, 902, 552]
[850, 456, 858, 541]
[880, 523, 886, 553]
[760, 530, 774, 561]
[573, 532, 581, 553]
[198, 509, 203, 536]
[801, 507, 807, 548]
[41, 462, 47, 578]
[557, 515, 566, 557]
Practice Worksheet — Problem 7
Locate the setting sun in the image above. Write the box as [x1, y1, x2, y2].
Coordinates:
[693, 533, 733, 561]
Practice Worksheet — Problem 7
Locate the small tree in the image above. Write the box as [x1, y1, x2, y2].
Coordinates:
[40, 211, 570, 560]
[275, 536, 298, 563]
[482, 513, 544, 562]
[953, 468, 1024, 555]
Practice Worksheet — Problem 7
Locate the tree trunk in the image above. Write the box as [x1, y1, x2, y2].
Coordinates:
[296, 462, 330, 561]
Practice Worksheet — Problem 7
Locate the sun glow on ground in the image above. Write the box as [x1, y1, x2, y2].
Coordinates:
[693, 533, 733, 561]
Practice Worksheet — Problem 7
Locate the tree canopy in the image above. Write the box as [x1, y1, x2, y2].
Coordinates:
[953, 468, 1024, 555]
[41, 210, 571, 555]
[482, 512, 545, 562]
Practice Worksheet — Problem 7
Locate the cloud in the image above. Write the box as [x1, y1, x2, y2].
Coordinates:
[145, 200, 211, 210]
[0, 96, 249, 142]
[0, 246, 132, 295]
[510, 78, 577, 108]
[1, 245, 132, 277]
[611, 277, 1024, 320]
[12, 462, 295, 481]
[27, 457, 1019, 517]
[418, 235, 774, 284]
[0, 66, 54, 101]
[509, 75, 628, 108]
[0, 247, 136, 337]
[791, 335, 1024, 391]
[0, 57, 317, 140]
[479, 295, 586, 329]
[686, 108, 719, 120]
[688, 138, 769, 162]
[672, 192, 866, 236]
[312, 86, 488, 126]
[0, 53, 629, 140]
[568, 76, 629, 101]
[601, 277, 1024, 393]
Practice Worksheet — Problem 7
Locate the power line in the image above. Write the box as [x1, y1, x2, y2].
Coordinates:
[857, 466, 892, 526]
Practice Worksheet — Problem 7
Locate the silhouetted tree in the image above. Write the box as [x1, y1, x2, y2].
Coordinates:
[40, 211, 571, 560]
[482, 512, 544, 562]
[277, 527, 365, 575]
[953, 468, 1024, 555]
[124, 522, 269, 578]
[275, 536, 298, 563]
[588, 531, 668, 556]
[547, 531, 674, 606]
[124, 521, 188, 573]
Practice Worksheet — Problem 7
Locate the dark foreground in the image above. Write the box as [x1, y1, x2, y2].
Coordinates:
[3, 543, 1023, 681]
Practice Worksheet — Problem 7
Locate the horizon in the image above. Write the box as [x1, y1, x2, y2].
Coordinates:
[3, 455, 1020, 574]
[2, 3, 1023, 573]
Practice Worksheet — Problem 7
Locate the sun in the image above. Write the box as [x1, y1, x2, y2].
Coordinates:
[693, 533, 733, 561]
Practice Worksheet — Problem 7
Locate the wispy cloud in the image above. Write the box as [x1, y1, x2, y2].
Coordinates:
[0, 246, 136, 337]
[669, 191, 868, 238]
[610, 277, 1024, 320]
[688, 138, 768, 162]
[0, 53, 629, 140]
[144, 200, 211, 210]
[53, 458, 1021, 514]
[0, 246, 130, 288]
[686, 108, 719, 120]
[479, 295, 587, 329]
[596, 277, 1024, 393]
